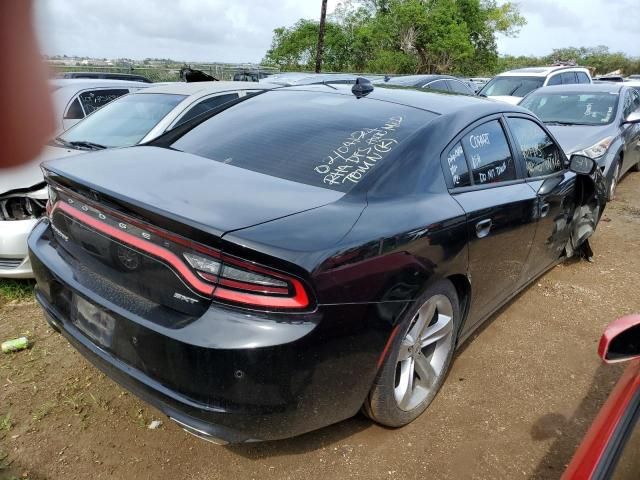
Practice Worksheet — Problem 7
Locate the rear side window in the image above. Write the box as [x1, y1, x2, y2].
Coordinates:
[425, 80, 449, 92]
[560, 72, 577, 84]
[175, 93, 239, 127]
[633, 89, 640, 111]
[577, 72, 591, 84]
[547, 75, 562, 86]
[461, 120, 516, 185]
[508, 118, 563, 177]
[447, 80, 472, 95]
[79, 89, 129, 115]
[64, 98, 84, 119]
[445, 141, 470, 188]
[622, 90, 640, 118]
[171, 90, 433, 192]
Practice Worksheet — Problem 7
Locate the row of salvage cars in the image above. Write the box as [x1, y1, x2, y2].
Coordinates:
[1, 71, 639, 471]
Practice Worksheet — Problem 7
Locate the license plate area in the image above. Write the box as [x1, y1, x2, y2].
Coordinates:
[71, 295, 115, 349]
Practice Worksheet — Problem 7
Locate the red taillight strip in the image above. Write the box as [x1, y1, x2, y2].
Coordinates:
[52, 201, 215, 296]
[198, 272, 289, 295]
[214, 277, 309, 309]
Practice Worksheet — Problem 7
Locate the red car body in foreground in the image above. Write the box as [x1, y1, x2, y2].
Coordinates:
[563, 315, 640, 480]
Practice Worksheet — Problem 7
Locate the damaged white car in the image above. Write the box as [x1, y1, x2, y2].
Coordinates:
[0, 81, 272, 278]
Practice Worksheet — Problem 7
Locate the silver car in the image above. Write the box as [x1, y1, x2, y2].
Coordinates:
[0, 81, 273, 278]
[520, 83, 640, 200]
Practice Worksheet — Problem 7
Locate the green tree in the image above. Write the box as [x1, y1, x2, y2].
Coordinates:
[263, 0, 526, 75]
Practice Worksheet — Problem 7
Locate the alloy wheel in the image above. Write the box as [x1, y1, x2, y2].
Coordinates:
[394, 294, 454, 411]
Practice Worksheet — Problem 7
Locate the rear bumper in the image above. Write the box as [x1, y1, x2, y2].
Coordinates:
[28, 219, 401, 442]
[0, 219, 37, 278]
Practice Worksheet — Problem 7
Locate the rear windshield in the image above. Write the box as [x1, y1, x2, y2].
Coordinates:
[480, 76, 544, 97]
[171, 90, 433, 192]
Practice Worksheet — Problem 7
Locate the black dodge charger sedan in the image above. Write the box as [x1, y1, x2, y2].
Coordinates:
[29, 83, 605, 443]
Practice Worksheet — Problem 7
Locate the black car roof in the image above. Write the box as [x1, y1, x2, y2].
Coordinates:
[284, 83, 528, 117]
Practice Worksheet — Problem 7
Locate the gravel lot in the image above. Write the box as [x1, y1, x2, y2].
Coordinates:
[1, 171, 639, 480]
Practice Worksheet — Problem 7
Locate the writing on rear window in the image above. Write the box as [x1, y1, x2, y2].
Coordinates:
[446, 142, 469, 187]
[313, 116, 403, 186]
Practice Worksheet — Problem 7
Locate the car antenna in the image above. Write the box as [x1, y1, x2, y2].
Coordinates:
[351, 77, 374, 98]
[321, 81, 337, 90]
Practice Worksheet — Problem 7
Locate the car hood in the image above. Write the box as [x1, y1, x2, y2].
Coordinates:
[547, 124, 615, 155]
[43, 146, 345, 237]
[0, 145, 83, 195]
[488, 95, 522, 105]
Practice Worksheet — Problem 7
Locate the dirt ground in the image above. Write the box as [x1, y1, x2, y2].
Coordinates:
[1, 172, 639, 480]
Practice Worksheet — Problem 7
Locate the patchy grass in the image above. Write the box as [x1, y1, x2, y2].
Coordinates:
[0, 413, 12, 432]
[31, 401, 56, 422]
[0, 280, 35, 306]
[0, 449, 12, 471]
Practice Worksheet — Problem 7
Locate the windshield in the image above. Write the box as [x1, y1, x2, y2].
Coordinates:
[520, 92, 619, 125]
[479, 76, 544, 97]
[60, 93, 186, 148]
[170, 90, 432, 192]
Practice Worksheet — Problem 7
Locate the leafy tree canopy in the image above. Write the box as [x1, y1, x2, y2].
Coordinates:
[263, 0, 525, 74]
[264, 2, 639, 76]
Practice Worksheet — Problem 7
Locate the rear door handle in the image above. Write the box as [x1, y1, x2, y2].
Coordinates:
[475, 219, 492, 238]
[540, 202, 550, 218]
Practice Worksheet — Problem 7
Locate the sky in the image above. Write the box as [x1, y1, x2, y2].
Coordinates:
[35, 0, 640, 63]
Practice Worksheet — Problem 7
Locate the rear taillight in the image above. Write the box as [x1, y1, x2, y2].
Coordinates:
[184, 251, 309, 309]
[49, 189, 311, 311]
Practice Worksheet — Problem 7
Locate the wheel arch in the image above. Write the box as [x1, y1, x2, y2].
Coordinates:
[446, 273, 472, 336]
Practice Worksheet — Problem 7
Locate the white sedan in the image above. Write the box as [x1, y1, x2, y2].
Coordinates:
[50, 78, 151, 134]
[0, 81, 273, 278]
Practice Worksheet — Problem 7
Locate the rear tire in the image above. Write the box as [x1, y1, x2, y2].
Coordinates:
[632, 159, 640, 172]
[364, 280, 460, 427]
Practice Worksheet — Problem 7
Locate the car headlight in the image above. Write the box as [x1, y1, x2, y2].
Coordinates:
[575, 137, 614, 159]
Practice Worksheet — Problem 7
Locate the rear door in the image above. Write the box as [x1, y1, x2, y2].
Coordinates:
[443, 116, 538, 329]
[505, 115, 574, 283]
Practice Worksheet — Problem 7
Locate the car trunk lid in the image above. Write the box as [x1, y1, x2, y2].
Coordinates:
[44, 146, 343, 237]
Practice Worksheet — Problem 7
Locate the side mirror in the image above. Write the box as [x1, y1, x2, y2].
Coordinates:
[622, 111, 640, 125]
[569, 154, 596, 175]
[598, 315, 640, 363]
